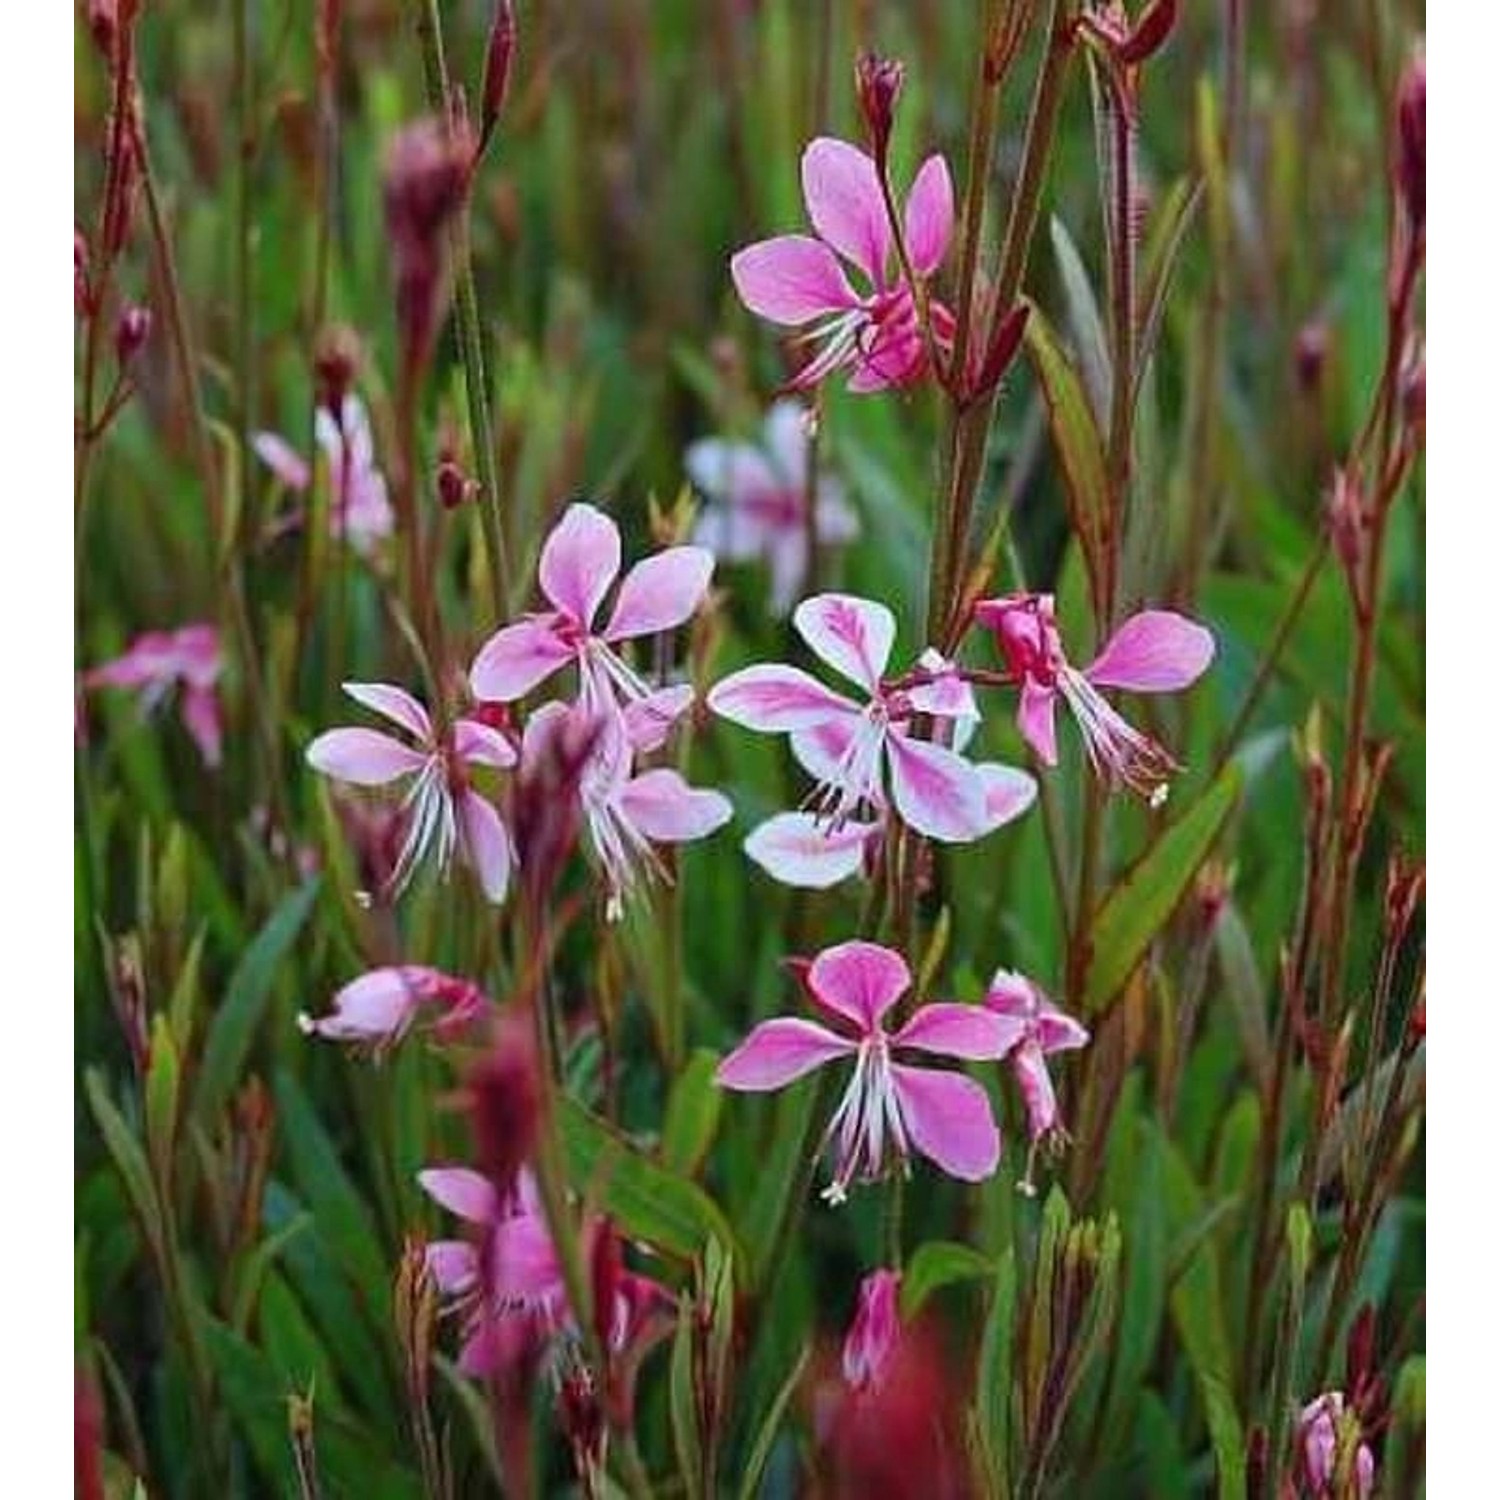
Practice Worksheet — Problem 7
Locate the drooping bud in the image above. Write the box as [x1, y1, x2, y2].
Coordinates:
[114, 302, 151, 366]
[854, 53, 904, 170]
[477, 0, 517, 161]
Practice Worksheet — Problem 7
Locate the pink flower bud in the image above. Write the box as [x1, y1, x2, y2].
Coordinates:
[841, 1270, 903, 1392]
[854, 53, 904, 168]
[1395, 49, 1424, 236]
[466, 1009, 541, 1213]
[1326, 466, 1367, 575]
[478, 0, 517, 159]
[114, 302, 151, 365]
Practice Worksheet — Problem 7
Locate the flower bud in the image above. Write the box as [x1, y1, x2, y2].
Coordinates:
[466, 1008, 541, 1212]
[478, 0, 517, 160]
[87, 0, 118, 60]
[841, 1270, 903, 1392]
[114, 302, 151, 366]
[314, 324, 362, 418]
[1395, 49, 1424, 237]
[854, 53, 904, 168]
[436, 457, 472, 510]
[1117, 0, 1178, 66]
[1325, 466, 1367, 576]
[1294, 320, 1330, 394]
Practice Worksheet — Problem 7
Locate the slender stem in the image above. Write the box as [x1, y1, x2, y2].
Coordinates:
[410, 0, 512, 621]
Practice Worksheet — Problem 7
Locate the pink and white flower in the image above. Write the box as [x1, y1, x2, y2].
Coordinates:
[716, 940, 1024, 1203]
[253, 393, 394, 556]
[731, 137, 955, 394]
[982, 970, 1090, 1193]
[1297, 1391, 1376, 1498]
[972, 593, 1215, 805]
[298, 965, 488, 1049]
[522, 703, 731, 921]
[85, 624, 224, 767]
[842, 1269, 903, 1392]
[469, 502, 712, 735]
[306, 682, 515, 903]
[709, 595, 993, 842]
[686, 400, 859, 615]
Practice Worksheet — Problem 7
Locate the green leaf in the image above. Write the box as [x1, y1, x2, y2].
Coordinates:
[1200, 1373, 1247, 1500]
[193, 878, 321, 1123]
[230, 1213, 313, 1333]
[144, 1014, 181, 1193]
[85, 1069, 162, 1261]
[1083, 765, 1242, 1013]
[1134, 176, 1203, 403]
[972, 1251, 1018, 1494]
[735, 1343, 809, 1500]
[901, 1240, 994, 1318]
[661, 1048, 725, 1178]
[1050, 215, 1111, 429]
[670, 1292, 704, 1500]
[559, 1096, 739, 1267]
[1023, 298, 1109, 574]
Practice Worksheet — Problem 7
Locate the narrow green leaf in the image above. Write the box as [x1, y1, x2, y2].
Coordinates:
[230, 1213, 313, 1333]
[901, 1240, 994, 1318]
[85, 1069, 163, 1259]
[193, 878, 321, 1123]
[1084, 765, 1242, 1013]
[1049, 214, 1112, 428]
[145, 1014, 181, 1193]
[1134, 176, 1203, 401]
[1200, 1373, 1247, 1500]
[661, 1048, 725, 1178]
[973, 1251, 1018, 1494]
[670, 1292, 704, 1500]
[735, 1343, 809, 1500]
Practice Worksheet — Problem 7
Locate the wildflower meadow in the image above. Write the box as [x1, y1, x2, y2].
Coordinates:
[75, 2, 1426, 1495]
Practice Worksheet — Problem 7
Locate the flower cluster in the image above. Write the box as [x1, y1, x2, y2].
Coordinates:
[304, 500, 729, 917]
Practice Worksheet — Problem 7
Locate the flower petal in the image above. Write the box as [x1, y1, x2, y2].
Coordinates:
[685, 438, 777, 506]
[469, 618, 574, 702]
[602, 546, 714, 641]
[623, 683, 695, 752]
[793, 593, 895, 692]
[890, 1064, 1002, 1182]
[808, 939, 909, 1032]
[708, 663, 858, 732]
[731, 234, 859, 324]
[893, 1002, 1020, 1060]
[538, 501, 621, 625]
[1017, 679, 1059, 765]
[425, 1239, 479, 1295]
[716, 1017, 854, 1090]
[906, 648, 979, 719]
[490, 1214, 565, 1306]
[180, 686, 223, 768]
[789, 712, 863, 785]
[743, 812, 872, 889]
[418, 1166, 499, 1225]
[885, 734, 989, 842]
[618, 769, 732, 842]
[251, 431, 311, 490]
[904, 155, 955, 276]
[975, 763, 1038, 831]
[342, 680, 432, 742]
[452, 718, 518, 769]
[1085, 610, 1216, 693]
[457, 790, 513, 903]
[306, 727, 426, 785]
[762, 399, 812, 486]
[1037, 1009, 1091, 1054]
[801, 137, 891, 285]
[303, 966, 435, 1041]
[1009, 1041, 1059, 1140]
[982, 970, 1037, 1019]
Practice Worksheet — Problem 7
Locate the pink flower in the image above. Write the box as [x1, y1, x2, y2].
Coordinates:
[982, 970, 1089, 1194]
[731, 137, 955, 394]
[469, 502, 713, 731]
[709, 595, 993, 842]
[86, 624, 224, 767]
[298, 965, 487, 1048]
[306, 682, 516, 903]
[744, 762, 1035, 889]
[686, 400, 859, 615]
[253, 393, 394, 556]
[716, 940, 1023, 1203]
[522, 703, 731, 920]
[972, 593, 1215, 805]
[842, 1269, 903, 1392]
[1297, 1392, 1376, 1498]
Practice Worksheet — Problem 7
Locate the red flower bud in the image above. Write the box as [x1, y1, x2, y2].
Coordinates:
[437, 457, 472, 510]
[1294, 320, 1330, 394]
[1395, 50, 1424, 236]
[854, 53, 905, 169]
[114, 302, 151, 366]
[1117, 0, 1178, 66]
[478, 0, 517, 160]
[1325, 466, 1367, 576]
[466, 1009, 541, 1212]
[314, 324, 362, 418]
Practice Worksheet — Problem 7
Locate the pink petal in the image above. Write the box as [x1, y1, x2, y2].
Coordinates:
[1036, 1010, 1090, 1054]
[743, 813, 871, 889]
[602, 546, 714, 642]
[708, 664, 858, 732]
[1017, 679, 1059, 765]
[1085, 610, 1216, 693]
[884, 734, 989, 842]
[906, 648, 979, 719]
[890, 1064, 1002, 1182]
[342, 680, 432, 742]
[789, 713, 863, 786]
[303, 967, 435, 1041]
[618, 769, 731, 842]
[808, 939, 909, 1032]
[425, 1239, 479, 1294]
[180, 685, 223, 768]
[762, 399, 812, 484]
[306, 727, 426, 785]
[847, 319, 926, 391]
[468, 618, 574, 702]
[904, 155, 955, 277]
[458, 790, 513, 903]
[731, 234, 859, 324]
[453, 718, 517, 769]
[793, 594, 895, 692]
[539, 502, 621, 626]
[490, 1215, 564, 1305]
[252, 431, 311, 491]
[976, 763, 1038, 831]
[1009, 1041, 1059, 1140]
[458, 1317, 534, 1377]
[801, 137, 891, 285]
[893, 1002, 1020, 1060]
[170, 625, 222, 687]
[716, 1017, 855, 1090]
[982, 969, 1037, 1020]
[418, 1166, 500, 1225]
[814, 486, 861, 545]
[87, 633, 175, 690]
[685, 439, 777, 505]
[623, 684, 694, 753]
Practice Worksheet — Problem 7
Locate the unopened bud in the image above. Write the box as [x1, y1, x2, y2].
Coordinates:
[314, 325, 362, 417]
[466, 1008, 540, 1211]
[436, 457, 472, 510]
[87, 0, 117, 60]
[854, 53, 905, 168]
[114, 303, 151, 366]
[1294, 320, 1330, 394]
[107, 933, 149, 1079]
[478, 0, 517, 160]
[1117, 0, 1179, 66]
[1395, 50, 1425, 237]
[1325, 466, 1367, 575]
[971, 301, 1030, 402]
[1401, 349, 1425, 444]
